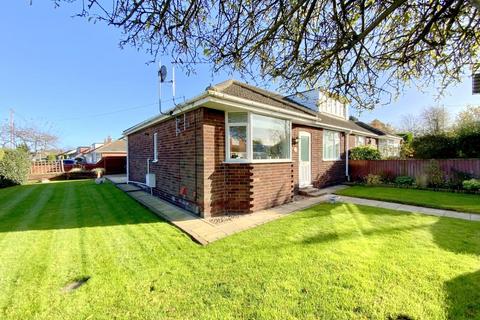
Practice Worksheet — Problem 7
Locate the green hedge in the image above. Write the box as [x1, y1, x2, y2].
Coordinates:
[0, 149, 31, 188]
[349, 146, 381, 160]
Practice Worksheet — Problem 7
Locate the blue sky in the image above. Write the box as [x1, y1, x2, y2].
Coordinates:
[1, 1, 479, 149]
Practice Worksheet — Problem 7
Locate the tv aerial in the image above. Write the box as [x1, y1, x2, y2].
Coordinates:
[158, 62, 177, 115]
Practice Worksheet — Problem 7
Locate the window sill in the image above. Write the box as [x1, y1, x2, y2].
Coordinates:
[322, 158, 342, 162]
[223, 159, 293, 164]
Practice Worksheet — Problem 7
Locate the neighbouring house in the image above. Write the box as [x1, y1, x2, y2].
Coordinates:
[57, 146, 90, 161]
[84, 142, 105, 163]
[57, 149, 77, 160]
[82, 138, 127, 173]
[354, 121, 403, 158]
[124, 80, 393, 217]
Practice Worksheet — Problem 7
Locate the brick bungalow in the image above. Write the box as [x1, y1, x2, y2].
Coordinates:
[124, 80, 399, 217]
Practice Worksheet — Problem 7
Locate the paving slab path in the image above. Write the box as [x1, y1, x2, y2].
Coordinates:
[105, 175, 338, 245]
[106, 176, 478, 245]
[337, 195, 480, 222]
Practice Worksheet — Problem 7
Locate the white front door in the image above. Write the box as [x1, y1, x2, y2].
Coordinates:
[298, 131, 311, 187]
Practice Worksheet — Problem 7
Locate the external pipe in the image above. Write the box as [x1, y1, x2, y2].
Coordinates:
[345, 130, 352, 181]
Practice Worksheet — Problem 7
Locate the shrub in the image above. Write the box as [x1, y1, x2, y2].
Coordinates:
[446, 169, 473, 190]
[65, 167, 96, 180]
[0, 148, 31, 188]
[425, 160, 444, 188]
[380, 170, 396, 183]
[463, 179, 480, 191]
[395, 176, 414, 186]
[415, 174, 428, 188]
[91, 168, 105, 178]
[365, 174, 382, 185]
[350, 146, 381, 160]
[411, 134, 457, 159]
[456, 131, 480, 158]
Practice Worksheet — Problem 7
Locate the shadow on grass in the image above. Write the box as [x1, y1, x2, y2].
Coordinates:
[430, 218, 480, 256]
[445, 270, 480, 319]
[0, 180, 166, 233]
[297, 203, 433, 245]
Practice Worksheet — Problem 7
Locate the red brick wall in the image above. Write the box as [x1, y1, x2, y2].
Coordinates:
[127, 109, 204, 214]
[250, 163, 293, 212]
[201, 109, 293, 216]
[128, 107, 348, 217]
[349, 134, 378, 149]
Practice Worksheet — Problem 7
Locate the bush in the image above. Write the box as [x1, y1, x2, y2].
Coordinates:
[365, 174, 382, 185]
[415, 174, 428, 188]
[445, 169, 473, 190]
[350, 146, 381, 160]
[380, 170, 396, 183]
[91, 168, 105, 178]
[456, 131, 480, 158]
[425, 160, 444, 188]
[411, 134, 457, 159]
[0, 149, 31, 188]
[463, 179, 480, 191]
[395, 176, 414, 186]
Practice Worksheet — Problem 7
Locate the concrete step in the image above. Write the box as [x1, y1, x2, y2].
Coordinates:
[298, 187, 329, 197]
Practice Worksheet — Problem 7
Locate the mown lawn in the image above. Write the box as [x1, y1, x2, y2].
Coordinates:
[336, 185, 480, 214]
[0, 180, 479, 319]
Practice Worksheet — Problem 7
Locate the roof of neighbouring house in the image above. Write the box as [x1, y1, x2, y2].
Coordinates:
[85, 139, 126, 154]
[354, 121, 403, 140]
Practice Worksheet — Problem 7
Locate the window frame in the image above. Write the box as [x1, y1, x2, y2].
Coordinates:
[356, 135, 366, 146]
[225, 111, 292, 163]
[323, 130, 342, 161]
[225, 112, 250, 162]
[153, 132, 158, 162]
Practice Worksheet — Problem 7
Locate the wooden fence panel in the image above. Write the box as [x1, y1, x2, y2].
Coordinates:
[349, 159, 480, 180]
[29, 156, 126, 180]
[30, 160, 64, 175]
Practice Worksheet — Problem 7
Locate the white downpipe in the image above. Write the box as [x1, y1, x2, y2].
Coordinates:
[345, 130, 352, 181]
[126, 136, 129, 183]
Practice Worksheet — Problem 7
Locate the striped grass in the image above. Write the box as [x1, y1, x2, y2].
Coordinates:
[0, 180, 478, 319]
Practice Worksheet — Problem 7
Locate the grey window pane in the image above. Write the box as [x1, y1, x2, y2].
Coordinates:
[229, 126, 247, 159]
[300, 136, 309, 161]
[251, 114, 290, 160]
[228, 112, 248, 123]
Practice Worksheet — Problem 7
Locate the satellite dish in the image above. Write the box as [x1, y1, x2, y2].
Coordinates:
[159, 65, 167, 83]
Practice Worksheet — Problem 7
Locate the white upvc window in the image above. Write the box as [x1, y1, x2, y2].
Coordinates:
[379, 138, 401, 157]
[323, 130, 341, 160]
[356, 135, 366, 146]
[225, 111, 291, 163]
[153, 132, 158, 162]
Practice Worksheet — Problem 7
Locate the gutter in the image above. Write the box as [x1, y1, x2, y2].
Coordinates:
[314, 121, 378, 138]
[208, 90, 320, 122]
[122, 89, 378, 138]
